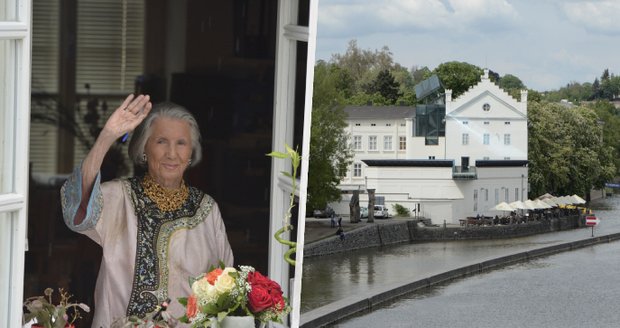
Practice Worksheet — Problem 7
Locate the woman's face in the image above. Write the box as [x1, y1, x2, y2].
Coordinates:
[145, 117, 193, 188]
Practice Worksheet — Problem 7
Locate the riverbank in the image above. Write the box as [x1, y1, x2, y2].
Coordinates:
[304, 215, 584, 258]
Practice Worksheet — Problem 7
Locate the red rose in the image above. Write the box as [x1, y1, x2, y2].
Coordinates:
[247, 271, 269, 287]
[248, 285, 274, 313]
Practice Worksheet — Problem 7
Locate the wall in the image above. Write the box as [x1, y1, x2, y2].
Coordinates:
[304, 216, 583, 257]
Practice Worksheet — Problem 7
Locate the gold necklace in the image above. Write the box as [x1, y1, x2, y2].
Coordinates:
[141, 174, 189, 212]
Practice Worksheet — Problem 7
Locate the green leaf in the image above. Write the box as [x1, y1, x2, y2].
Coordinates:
[266, 151, 288, 159]
[178, 297, 188, 306]
[281, 171, 293, 179]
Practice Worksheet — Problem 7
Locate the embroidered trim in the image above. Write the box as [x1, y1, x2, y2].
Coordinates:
[61, 166, 103, 232]
[124, 176, 210, 318]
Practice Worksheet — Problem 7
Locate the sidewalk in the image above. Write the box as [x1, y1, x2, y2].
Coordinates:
[304, 215, 415, 244]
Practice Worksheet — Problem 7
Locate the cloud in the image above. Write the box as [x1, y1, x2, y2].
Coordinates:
[561, 1, 620, 35]
[318, 0, 519, 38]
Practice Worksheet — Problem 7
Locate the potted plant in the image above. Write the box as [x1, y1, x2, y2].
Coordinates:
[23, 288, 90, 328]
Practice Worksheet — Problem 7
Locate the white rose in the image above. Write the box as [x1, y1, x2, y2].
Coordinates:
[192, 277, 212, 300]
[214, 268, 237, 294]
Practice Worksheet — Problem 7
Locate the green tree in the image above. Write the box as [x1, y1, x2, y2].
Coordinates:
[528, 102, 615, 198]
[427, 61, 484, 98]
[499, 74, 525, 91]
[308, 62, 354, 211]
[367, 69, 402, 104]
[588, 100, 620, 175]
[331, 39, 395, 95]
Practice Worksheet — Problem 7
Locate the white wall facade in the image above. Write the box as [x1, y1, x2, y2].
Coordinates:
[445, 70, 528, 165]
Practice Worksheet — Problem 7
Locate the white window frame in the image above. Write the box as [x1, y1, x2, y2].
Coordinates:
[399, 136, 406, 150]
[368, 135, 377, 150]
[383, 135, 392, 151]
[353, 163, 362, 177]
[352, 135, 362, 150]
[0, 1, 32, 326]
[462, 133, 469, 145]
[269, 1, 318, 326]
[483, 133, 490, 145]
[504, 133, 511, 145]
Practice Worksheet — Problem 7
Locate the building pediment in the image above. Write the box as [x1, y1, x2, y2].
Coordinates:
[448, 90, 526, 120]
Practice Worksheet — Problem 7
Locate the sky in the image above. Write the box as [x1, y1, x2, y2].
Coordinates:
[315, 0, 620, 91]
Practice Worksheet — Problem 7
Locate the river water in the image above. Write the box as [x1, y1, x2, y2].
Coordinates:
[301, 195, 620, 323]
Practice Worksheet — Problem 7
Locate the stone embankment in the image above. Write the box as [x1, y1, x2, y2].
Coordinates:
[304, 215, 583, 258]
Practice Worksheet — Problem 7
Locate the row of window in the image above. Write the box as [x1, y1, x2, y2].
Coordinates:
[352, 135, 407, 151]
[463, 121, 511, 125]
[354, 123, 406, 127]
[462, 133, 511, 145]
[473, 187, 523, 211]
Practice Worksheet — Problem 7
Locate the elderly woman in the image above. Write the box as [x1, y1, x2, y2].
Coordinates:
[61, 94, 233, 327]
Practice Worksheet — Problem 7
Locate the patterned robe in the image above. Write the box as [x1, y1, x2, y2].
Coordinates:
[61, 168, 234, 327]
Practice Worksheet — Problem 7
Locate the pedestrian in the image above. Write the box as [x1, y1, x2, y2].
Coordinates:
[336, 227, 345, 240]
[338, 216, 342, 228]
[330, 213, 336, 228]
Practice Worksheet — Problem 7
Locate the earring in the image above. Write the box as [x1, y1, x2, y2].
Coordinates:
[142, 153, 147, 163]
[188, 159, 192, 166]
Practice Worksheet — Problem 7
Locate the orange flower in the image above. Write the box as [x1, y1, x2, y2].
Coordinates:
[206, 268, 223, 285]
[186, 294, 197, 319]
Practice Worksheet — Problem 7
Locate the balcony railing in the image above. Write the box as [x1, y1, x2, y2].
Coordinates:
[453, 166, 477, 180]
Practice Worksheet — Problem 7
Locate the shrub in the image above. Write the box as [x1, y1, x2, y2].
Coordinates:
[392, 203, 410, 217]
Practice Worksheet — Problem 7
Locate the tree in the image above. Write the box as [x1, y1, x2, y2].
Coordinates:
[308, 62, 354, 211]
[588, 100, 620, 175]
[367, 69, 402, 104]
[499, 74, 525, 91]
[528, 102, 615, 198]
[331, 40, 396, 96]
[427, 61, 484, 98]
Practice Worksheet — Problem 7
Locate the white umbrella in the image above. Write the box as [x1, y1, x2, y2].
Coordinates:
[509, 200, 527, 210]
[551, 196, 568, 205]
[524, 199, 541, 209]
[534, 199, 552, 209]
[492, 201, 515, 211]
[542, 198, 558, 207]
[537, 193, 554, 200]
[571, 194, 587, 204]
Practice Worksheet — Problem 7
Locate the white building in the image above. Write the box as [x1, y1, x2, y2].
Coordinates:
[336, 70, 529, 224]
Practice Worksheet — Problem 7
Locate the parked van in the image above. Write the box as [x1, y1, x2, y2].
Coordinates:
[373, 205, 389, 218]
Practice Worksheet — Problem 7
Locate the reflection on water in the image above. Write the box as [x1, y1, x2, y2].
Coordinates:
[301, 195, 620, 313]
[340, 240, 620, 328]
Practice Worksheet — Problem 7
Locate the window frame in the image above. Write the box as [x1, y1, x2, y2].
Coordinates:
[399, 136, 406, 150]
[352, 135, 362, 150]
[504, 133, 511, 145]
[462, 133, 469, 145]
[383, 135, 392, 151]
[0, 1, 33, 326]
[353, 162, 362, 177]
[368, 135, 377, 150]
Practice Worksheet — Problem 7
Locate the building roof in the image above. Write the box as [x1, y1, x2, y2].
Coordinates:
[362, 159, 453, 167]
[344, 106, 416, 120]
[475, 160, 529, 167]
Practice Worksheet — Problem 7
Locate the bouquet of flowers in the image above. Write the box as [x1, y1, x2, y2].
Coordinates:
[179, 264, 290, 327]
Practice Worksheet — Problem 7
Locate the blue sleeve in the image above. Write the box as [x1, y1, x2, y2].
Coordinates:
[60, 166, 103, 232]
